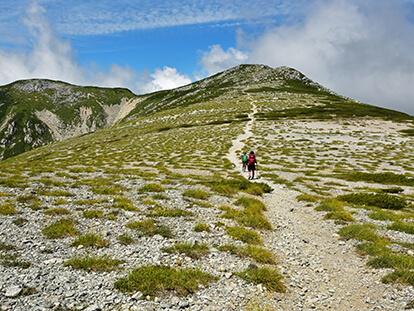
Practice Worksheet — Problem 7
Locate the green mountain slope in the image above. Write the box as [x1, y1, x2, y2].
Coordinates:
[0, 79, 137, 159]
[1, 64, 414, 310]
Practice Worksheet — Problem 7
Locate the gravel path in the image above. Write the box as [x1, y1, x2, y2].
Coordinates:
[226, 103, 414, 310]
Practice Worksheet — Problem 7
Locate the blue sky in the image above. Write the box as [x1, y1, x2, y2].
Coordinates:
[1, 0, 414, 115]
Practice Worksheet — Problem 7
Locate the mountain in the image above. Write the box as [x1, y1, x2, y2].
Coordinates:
[1, 64, 414, 310]
[1, 64, 411, 160]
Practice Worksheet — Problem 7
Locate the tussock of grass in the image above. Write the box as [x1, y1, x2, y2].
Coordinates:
[339, 172, 414, 186]
[183, 189, 210, 200]
[162, 242, 210, 259]
[38, 190, 75, 197]
[82, 210, 104, 219]
[43, 208, 72, 216]
[338, 193, 408, 210]
[42, 218, 78, 239]
[64, 255, 124, 272]
[324, 211, 355, 222]
[315, 198, 344, 212]
[126, 219, 173, 238]
[147, 208, 194, 218]
[137, 183, 165, 193]
[296, 194, 319, 202]
[387, 221, 414, 234]
[118, 233, 135, 245]
[0, 203, 17, 215]
[338, 223, 379, 242]
[218, 244, 276, 264]
[368, 210, 402, 222]
[114, 265, 218, 296]
[226, 226, 262, 245]
[194, 222, 210, 232]
[221, 197, 272, 230]
[0, 253, 31, 269]
[70, 233, 109, 248]
[236, 266, 285, 292]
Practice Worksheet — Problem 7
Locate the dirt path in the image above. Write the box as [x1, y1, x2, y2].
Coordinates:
[226, 103, 409, 310]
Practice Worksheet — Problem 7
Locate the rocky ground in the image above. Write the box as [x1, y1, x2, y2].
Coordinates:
[1, 102, 414, 311]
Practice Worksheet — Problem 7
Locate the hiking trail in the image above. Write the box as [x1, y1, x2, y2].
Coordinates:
[226, 102, 409, 310]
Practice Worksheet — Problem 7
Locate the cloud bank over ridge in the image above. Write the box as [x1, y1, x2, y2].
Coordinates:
[200, 0, 414, 115]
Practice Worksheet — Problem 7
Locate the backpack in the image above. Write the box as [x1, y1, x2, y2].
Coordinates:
[242, 155, 248, 162]
[247, 154, 256, 165]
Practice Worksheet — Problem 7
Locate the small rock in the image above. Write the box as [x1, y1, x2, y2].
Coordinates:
[131, 291, 143, 301]
[5, 286, 22, 298]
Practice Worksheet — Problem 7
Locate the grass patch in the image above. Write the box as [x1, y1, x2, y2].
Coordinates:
[64, 255, 124, 272]
[296, 194, 319, 202]
[387, 221, 414, 234]
[194, 222, 211, 232]
[226, 226, 262, 245]
[114, 265, 218, 297]
[315, 198, 344, 212]
[70, 233, 109, 248]
[183, 189, 210, 200]
[338, 223, 380, 242]
[148, 208, 194, 218]
[126, 219, 173, 238]
[338, 172, 414, 186]
[82, 210, 104, 219]
[218, 244, 276, 264]
[324, 211, 355, 222]
[236, 266, 285, 292]
[338, 193, 408, 210]
[118, 233, 135, 245]
[162, 242, 210, 259]
[220, 197, 272, 230]
[137, 183, 165, 193]
[0, 203, 17, 215]
[43, 208, 72, 216]
[42, 218, 78, 239]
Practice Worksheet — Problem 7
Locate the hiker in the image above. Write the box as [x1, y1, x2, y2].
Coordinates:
[241, 152, 248, 171]
[247, 151, 257, 180]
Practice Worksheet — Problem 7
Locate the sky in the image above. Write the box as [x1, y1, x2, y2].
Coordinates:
[0, 0, 414, 115]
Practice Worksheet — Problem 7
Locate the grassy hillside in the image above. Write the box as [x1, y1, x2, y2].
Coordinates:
[1, 64, 414, 309]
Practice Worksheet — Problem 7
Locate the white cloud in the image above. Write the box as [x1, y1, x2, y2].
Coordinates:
[199, 0, 414, 115]
[0, 1, 191, 95]
[199, 45, 249, 75]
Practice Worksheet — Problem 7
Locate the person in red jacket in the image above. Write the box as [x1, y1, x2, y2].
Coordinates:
[247, 151, 257, 180]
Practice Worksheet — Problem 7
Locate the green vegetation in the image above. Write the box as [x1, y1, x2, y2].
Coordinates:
[194, 222, 211, 232]
[0, 203, 17, 215]
[82, 210, 104, 219]
[70, 233, 110, 248]
[43, 208, 72, 216]
[183, 189, 210, 200]
[126, 219, 173, 238]
[137, 183, 165, 193]
[118, 233, 135, 245]
[64, 255, 124, 272]
[114, 265, 218, 296]
[147, 208, 194, 218]
[236, 266, 285, 292]
[338, 193, 408, 210]
[218, 244, 276, 264]
[315, 198, 355, 222]
[42, 218, 78, 239]
[338, 172, 414, 186]
[226, 226, 262, 245]
[162, 242, 210, 259]
[220, 197, 272, 230]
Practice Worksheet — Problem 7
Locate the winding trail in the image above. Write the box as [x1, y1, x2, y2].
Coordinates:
[226, 103, 407, 310]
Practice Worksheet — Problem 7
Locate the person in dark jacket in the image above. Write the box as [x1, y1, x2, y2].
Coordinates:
[247, 151, 257, 180]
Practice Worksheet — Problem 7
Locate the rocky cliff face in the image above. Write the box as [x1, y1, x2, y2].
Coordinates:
[0, 79, 139, 159]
